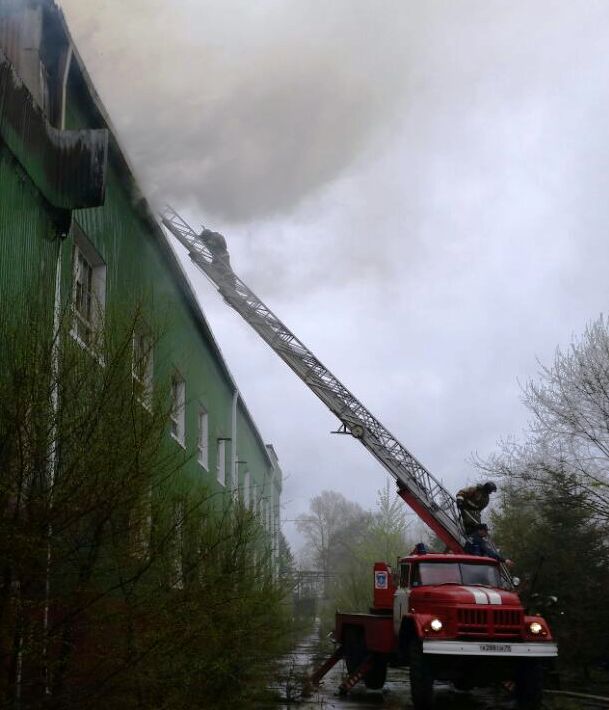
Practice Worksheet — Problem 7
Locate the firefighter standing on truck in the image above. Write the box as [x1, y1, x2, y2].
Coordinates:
[456, 481, 497, 535]
[464, 523, 513, 566]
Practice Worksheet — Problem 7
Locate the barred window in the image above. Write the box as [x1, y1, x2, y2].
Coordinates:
[170, 373, 186, 445]
[197, 408, 209, 469]
[71, 231, 106, 348]
[133, 329, 154, 407]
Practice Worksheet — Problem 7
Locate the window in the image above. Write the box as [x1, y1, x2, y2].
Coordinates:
[418, 562, 461, 585]
[71, 231, 106, 347]
[461, 563, 502, 587]
[399, 563, 410, 588]
[417, 562, 501, 588]
[243, 471, 251, 507]
[217, 439, 226, 486]
[133, 329, 153, 407]
[170, 373, 185, 445]
[197, 408, 209, 469]
[269, 491, 275, 534]
[130, 488, 152, 560]
[170, 500, 185, 590]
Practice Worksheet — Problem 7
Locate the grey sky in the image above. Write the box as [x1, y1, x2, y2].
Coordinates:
[60, 0, 609, 550]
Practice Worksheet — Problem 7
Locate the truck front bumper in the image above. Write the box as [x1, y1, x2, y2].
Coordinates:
[423, 640, 558, 658]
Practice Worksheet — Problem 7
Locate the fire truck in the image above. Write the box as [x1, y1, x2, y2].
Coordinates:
[161, 208, 558, 709]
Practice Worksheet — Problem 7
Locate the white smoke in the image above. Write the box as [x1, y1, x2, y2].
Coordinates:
[58, 0, 409, 221]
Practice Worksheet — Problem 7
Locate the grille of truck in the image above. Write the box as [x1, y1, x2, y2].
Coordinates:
[457, 608, 523, 638]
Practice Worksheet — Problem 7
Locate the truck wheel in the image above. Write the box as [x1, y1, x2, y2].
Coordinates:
[343, 628, 387, 690]
[343, 626, 366, 675]
[363, 655, 387, 690]
[409, 639, 434, 710]
[515, 660, 543, 709]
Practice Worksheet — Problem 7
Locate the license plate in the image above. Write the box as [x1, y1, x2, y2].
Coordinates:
[479, 643, 512, 653]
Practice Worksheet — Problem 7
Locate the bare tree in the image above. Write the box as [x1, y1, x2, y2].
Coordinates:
[477, 315, 609, 521]
[297, 487, 414, 626]
[296, 490, 368, 583]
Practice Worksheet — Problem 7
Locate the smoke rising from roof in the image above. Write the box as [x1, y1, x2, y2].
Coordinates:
[58, 0, 408, 222]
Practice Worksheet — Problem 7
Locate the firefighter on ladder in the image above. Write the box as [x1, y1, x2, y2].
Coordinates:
[456, 481, 497, 535]
[199, 228, 235, 287]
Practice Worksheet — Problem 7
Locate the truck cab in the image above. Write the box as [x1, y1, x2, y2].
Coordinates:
[332, 553, 557, 709]
[391, 553, 557, 707]
[393, 552, 554, 645]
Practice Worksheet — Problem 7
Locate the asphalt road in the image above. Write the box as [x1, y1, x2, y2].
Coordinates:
[274, 628, 517, 710]
[303, 659, 515, 709]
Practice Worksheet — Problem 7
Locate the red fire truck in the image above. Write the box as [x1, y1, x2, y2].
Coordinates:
[318, 554, 556, 708]
[161, 209, 558, 709]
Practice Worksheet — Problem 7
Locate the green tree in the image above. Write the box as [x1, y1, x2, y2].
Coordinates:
[0, 298, 292, 709]
[368, 479, 412, 563]
[491, 471, 609, 678]
[277, 531, 295, 582]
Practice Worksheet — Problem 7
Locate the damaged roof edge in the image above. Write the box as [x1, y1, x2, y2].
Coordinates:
[0, 49, 108, 209]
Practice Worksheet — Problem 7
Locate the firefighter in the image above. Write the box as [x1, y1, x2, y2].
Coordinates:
[464, 523, 513, 566]
[410, 542, 427, 555]
[456, 481, 497, 534]
[199, 228, 235, 286]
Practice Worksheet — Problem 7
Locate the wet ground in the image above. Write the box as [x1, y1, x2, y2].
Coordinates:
[272, 627, 517, 710]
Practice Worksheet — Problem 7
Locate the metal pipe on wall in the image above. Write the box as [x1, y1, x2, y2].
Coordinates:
[231, 389, 238, 494]
[59, 44, 72, 130]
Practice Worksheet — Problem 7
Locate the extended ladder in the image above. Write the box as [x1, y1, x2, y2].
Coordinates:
[161, 206, 470, 553]
[162, 208, 467, 552]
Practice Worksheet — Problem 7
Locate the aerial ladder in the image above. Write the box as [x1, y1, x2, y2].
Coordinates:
[161, 206, 497, 562]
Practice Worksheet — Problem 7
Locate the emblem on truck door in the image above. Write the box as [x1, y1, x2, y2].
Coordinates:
[374, 571, 388, 589]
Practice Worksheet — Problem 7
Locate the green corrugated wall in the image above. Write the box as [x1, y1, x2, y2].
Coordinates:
[0, 66, 277, 531]
[0, 143, 58, 312]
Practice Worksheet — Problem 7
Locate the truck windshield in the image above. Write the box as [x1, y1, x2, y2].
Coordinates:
[417, 562, 502, 588]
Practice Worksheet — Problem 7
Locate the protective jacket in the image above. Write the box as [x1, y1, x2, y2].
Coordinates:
[456, 485, 491, 513]
[456, 484, 491, 533]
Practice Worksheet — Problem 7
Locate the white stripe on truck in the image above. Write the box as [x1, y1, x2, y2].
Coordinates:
[485, 589, 502, 605]
[462, 586, 490, 604]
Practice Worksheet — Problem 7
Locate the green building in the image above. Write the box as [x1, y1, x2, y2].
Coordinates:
[0, 0, 282, 571]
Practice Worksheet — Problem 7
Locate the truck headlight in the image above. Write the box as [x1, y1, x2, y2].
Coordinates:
[430, 618, 443, 632]
[529, 621, 542, 635]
